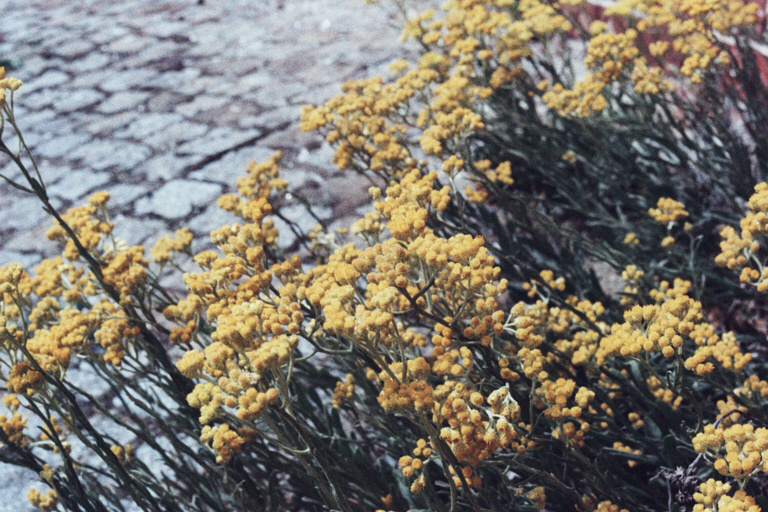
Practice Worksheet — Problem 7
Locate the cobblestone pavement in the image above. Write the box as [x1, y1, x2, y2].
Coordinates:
[0, 0, 421, 509]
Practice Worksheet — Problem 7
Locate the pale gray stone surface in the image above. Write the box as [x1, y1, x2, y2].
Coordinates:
[23, 70, 69, 92]
[114, 112, 185, 140]
[69, 139, 152, 171]
[143, 120, 209, 150]
[33, 133, 91, 158]
[134, 179, 222, 219]
[57, 88, 106, 112]
[96, 91, 151, 114]
[175, 127, 262, 156]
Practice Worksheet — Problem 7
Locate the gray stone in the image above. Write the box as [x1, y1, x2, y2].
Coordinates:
[0, 130, 42, 155]
[0, 196, 51, 230]
[96, 91, 151, 114]
[99, 68, 158, 93]
[146, 91, 186, 113]
[228, 72, 272, 96]
[288, 82, 345, 106]
[258, 124, 323, 152]
[143, 21, 189, 39]
[106, 182, 152, 204]
[111, 214, 166, 246]
[46, 169, 112, 202]
[33, 133, 91, 159]
[51, 39, 96, 59]
[144, 68, 201, 90]
[175, 127, 261, 156]
[141, 153, 197, 181]
[175, 94, 230, 118]
[24, 70, 69, 92]
[194, 100, 261, 126]
[115, 112, 185, 140]
[12, 108, 56, 128]
[70, 52, 113, 73]
[175, 74, 224, 96]
[134, 180, 222, 219]
[124, 41, 185, 69]
[0, 466, 36, 512]
[251, 82, 300, 108]
[90, 25, 131, 45]
[188, 145, 277, 183]
[295, 143, 335, 169]
[69, 139, 152, 172]
[186, 204, 237, 236]
[238, 105, 297, 130]
[57, 89, 105, 113]
[107, 34, 154, 54]
[38, 163, 76, 186]
[143, 121, 209, 151]
[0, 160, 21, 183]
[82, 111, 141, 136]
[20, 88, 65, 109]
[0, 250, 43, 270]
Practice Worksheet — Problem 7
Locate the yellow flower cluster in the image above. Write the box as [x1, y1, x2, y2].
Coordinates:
[523, 269, 566, 299]
[377, 358, 434, 415]
[537, 377, 594, 446]
[44, 192, 151, 306]
[612, 441, 642, 467]
[542, 0, 757, 115]
[716, 183, 768, 291]
[649, 197, 689, 224]
[693, 423, 768, 480]
[600, 294, 701, 359]
[332, 373, 356, 409]
[0, 66, 23, 107]
[150, 227, 193, 265]
[595, 501, 630, 512]
[300, 73, 424, 175]
[46, 192, 115, 261]
[27, 488, 58, 511]
[526, 486, 546, 510]
[0, 412, 28, 445]
[693, 479, 761, 512]
[199, 423, 247, 464]
[620, 264, 645, 307]
[110, 443, 133, 464]
[435, 383, 526, 477]
[599, 283, 751, 378]
[736, 375, 768, 402]
[1, 252, 142, 374]
[170, 153, 309, 463]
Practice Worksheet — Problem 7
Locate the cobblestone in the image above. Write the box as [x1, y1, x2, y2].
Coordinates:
[57, 88, 106, 112]
[33, 132, 91, 159]
[99, 68, 158, 93]
[175, 127, 261, 156]
[46, 169, 112, 202]
[69, 139, 152, 171]
[24, 69, 69, 91]
[96, 91, 151, 114]
[69, 52, 112, 73]
[134, 179, 222, 219]
[115, 112, 185, 140]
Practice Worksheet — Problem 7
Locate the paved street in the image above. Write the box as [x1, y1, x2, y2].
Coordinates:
[0, 0, 417, 269]
[0, 0, 420, 508]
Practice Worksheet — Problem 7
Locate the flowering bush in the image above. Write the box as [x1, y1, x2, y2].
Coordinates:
[2, 0, 768, 510]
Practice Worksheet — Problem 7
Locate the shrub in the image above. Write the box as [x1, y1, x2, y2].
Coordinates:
[2, 0, 768, 510]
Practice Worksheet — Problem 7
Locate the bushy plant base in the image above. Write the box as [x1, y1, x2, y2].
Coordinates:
[2, 0, 768, 510]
